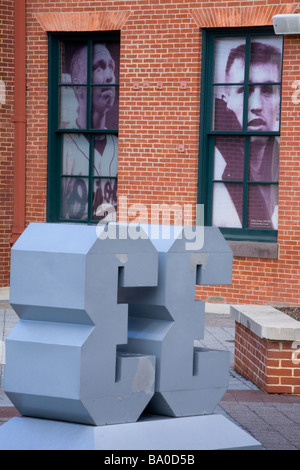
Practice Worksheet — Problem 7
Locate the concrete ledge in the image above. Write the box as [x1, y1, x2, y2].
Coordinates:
[228, 241, 278, 259]
[230, 304, 300, 341]
[205, 302, 230, 315]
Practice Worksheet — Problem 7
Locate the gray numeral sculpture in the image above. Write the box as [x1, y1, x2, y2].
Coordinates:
[5, 222, 233, 426]
[119, 224, 232, 416]
[5, 223, 157, 425]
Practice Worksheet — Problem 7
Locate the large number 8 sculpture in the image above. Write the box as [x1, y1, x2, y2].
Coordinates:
[5, 222, 232, 426]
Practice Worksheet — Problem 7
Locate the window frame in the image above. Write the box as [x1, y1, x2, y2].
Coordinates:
[47, 31, 120, 224]
[198, 27, 283, 243]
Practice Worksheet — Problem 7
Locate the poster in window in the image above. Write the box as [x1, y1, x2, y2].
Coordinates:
[213, 37, 246, 131]
[59, 40, 120, 221]
[59, 41, 120, 130]
[212, 36, 282, 230]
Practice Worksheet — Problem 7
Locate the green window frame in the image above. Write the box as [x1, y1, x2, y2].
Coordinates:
[198, 27, 283, 243]
[47, 32, 120, 224]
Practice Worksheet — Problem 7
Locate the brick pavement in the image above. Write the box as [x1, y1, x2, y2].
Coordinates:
[219, 389, 300, 450]
[203, 313, 300, 450]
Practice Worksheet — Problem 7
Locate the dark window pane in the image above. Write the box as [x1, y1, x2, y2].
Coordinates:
[91, 86, 119, 130]
[249, 37, 283, 83]
[213, 37, 246, 84]
[59, 86, 87, 129]
[64, 42, 88, 129]
[247, 84, 280, 132]
[60, 41, 88, 84]
[61, 177, 89, 220]
[247, 37, 282, 134]
[247, 184, 278, 230]
[92, 42, 120, 84]
[213, 86, 244, 131]
[93, 134, 118, 176]
[248, 136, 279, 182]
[93, 178, 117, 220]
[214, 136, 245, 181]
[91, 42, 120, 130]
[62, 133, 90, 176]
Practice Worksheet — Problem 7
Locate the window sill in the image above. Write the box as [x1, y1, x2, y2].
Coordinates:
[227, 241, 278, 259]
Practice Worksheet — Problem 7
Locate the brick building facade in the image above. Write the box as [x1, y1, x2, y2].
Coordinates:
[0, 0, 300, 306]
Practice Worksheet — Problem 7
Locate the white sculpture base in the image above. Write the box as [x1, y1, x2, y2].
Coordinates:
[0, 414, 263, 450]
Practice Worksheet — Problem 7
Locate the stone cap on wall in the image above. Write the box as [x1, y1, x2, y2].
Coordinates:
[230, 305, 300, 342]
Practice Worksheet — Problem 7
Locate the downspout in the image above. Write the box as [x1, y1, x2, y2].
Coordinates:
[11, 0, 26, 245]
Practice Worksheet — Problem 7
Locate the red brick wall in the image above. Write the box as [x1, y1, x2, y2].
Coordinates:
[0, 0, 14, 287]
[26, 3, 49, 223]
[235, 322, 300, 394]
[0, 0, 300, 308]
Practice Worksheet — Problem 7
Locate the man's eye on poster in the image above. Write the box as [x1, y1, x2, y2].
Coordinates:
[212, 36, 283, 231]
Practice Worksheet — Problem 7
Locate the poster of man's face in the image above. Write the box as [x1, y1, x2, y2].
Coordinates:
[212, 36, 283, 231]
[59, 41, 120, 130]
[213, 36, 283, 132]
[59, 40, 120, 222]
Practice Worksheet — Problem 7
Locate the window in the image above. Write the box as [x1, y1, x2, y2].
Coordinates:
[199, 29, 283, 243]
[47, 33, 120, 223]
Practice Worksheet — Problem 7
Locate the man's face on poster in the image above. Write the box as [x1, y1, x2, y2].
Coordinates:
[92, 44, 116, 116]
[224, 58, 280, 133]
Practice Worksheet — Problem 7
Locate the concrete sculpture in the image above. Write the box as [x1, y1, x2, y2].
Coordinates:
[5, 223, 158, 425]
[0, 222, 263, 449]
[119, 224, 232, 416]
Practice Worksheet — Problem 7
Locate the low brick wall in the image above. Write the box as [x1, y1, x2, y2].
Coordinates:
[231, 306, 300, 395]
